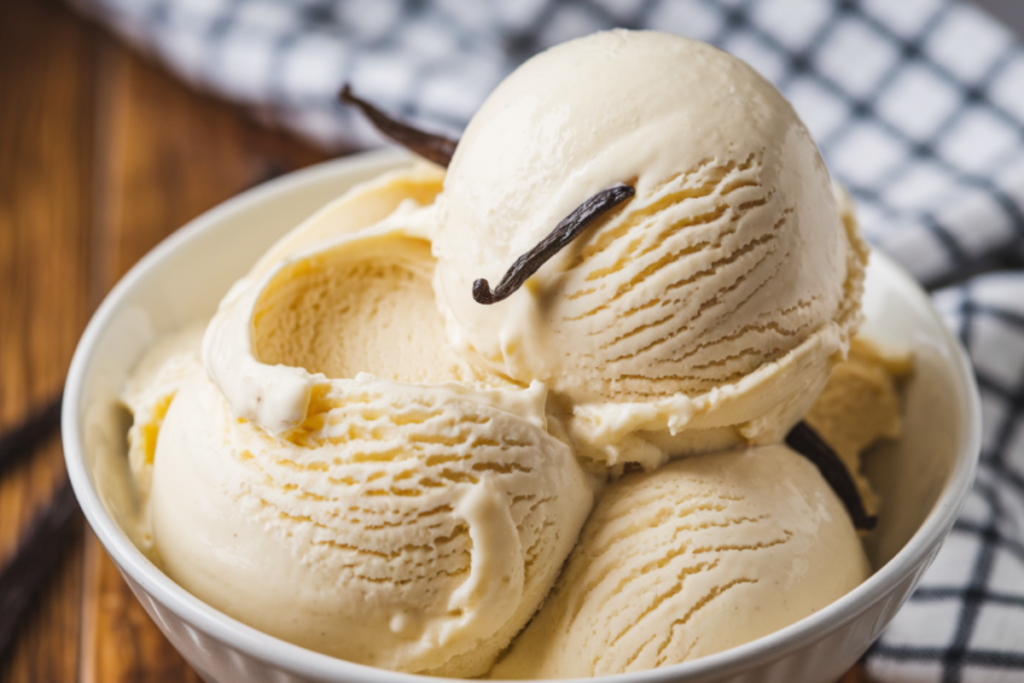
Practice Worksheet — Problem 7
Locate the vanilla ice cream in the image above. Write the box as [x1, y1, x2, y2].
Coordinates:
[128, 169, 593, 677]
[122, 322, 207, 521]
[119, 29, 890, 680]
[433, 30, 868, 469]
[490, 444, 870, 679]
[251, 162, 445, 277]
[806, 335, 913, 515]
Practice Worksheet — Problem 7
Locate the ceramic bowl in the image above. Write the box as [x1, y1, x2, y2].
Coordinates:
[63, 148, 981, 683]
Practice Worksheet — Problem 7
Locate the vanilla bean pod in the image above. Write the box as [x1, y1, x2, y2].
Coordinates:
[786, 421, 877, 531]
[0, 478, 80, 665]
[0, 393, 62, 478]
[473, 185, 635, 305]
[339, 85, 458, 167]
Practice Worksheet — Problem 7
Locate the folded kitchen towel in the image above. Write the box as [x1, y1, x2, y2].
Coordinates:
[66, 0, 1024, 680]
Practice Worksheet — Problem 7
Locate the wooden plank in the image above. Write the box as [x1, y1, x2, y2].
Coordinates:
[839, 664, 877, 683]
[81, 22, 328, 683]
[0, 0, 96, 680]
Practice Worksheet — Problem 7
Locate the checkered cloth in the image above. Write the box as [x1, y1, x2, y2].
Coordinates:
[66, 0, 1024, 680]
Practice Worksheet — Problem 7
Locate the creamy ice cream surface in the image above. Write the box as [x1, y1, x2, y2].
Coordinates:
[150, 366, 591, 676]
[806, 335, 913, 516]
[116, 28, 893, 681]
[433, 30, 868, 469]
[490, 444, 871, 679]
[122, 322, 207, 535]
[128, 168, 593, 677]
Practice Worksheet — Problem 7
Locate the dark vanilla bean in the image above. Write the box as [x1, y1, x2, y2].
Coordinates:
[339, 85, 458, 168]
[0, 393, 62, 478]
[0, 478, 79, 665]
[786, 421, 878, 531]
[473, 185, 635, 305]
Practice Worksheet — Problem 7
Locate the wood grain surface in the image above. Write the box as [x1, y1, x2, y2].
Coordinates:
[0, 0, 326, 680]
[0, 2, 872, 682]
[0, 0, 93, 679]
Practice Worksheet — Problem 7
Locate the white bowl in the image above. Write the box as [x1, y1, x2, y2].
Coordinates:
[63, 149, 981, 683]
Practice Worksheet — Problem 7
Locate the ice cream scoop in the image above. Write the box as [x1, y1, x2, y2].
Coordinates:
[250, 161, 445, 278]
[805, 335, 913, 516]
[122, 322, 207, 523]
[432, 30, 868, 469]
[121, 29, 884, 678]
[148, 366, 591, 677]
[489, 444, 871, 679]
[131, 170, 593, 677]
[203, 171, 494, 435]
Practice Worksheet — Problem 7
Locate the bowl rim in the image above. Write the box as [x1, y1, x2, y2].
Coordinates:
[63, 149, 982, 683]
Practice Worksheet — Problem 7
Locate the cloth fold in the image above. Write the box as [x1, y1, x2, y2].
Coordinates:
[67, 0, 1024, 679]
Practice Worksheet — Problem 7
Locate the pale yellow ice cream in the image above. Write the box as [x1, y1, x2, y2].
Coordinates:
[433, 30, 868, 469]
[120, 29, 888, 680]
[250, 162, 445, 278]
[128, 169, 593, 677]
[490, 444, 871, 679]
[203, 165, 459, 435]
[122, 322, 207, 523]
[251, 228, 494, 387]
[806, 335, 913, 516]
[150, 368, 590, 677]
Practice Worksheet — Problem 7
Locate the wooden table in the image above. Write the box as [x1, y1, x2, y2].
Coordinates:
[0, 1, 871, 681]
[0, 0, 326, 679]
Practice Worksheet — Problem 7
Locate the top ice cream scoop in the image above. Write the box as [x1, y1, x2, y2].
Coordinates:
[432, 30, 867, 468]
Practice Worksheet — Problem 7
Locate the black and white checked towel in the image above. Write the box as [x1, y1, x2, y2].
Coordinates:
[67, 0, 1024, 680]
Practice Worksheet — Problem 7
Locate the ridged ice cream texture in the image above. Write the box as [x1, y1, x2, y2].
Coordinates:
[433, 30, 868, 469]
[123, 30, 882, 678]
[135, 166, 593, 677]
[490, 444, 871, 679]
